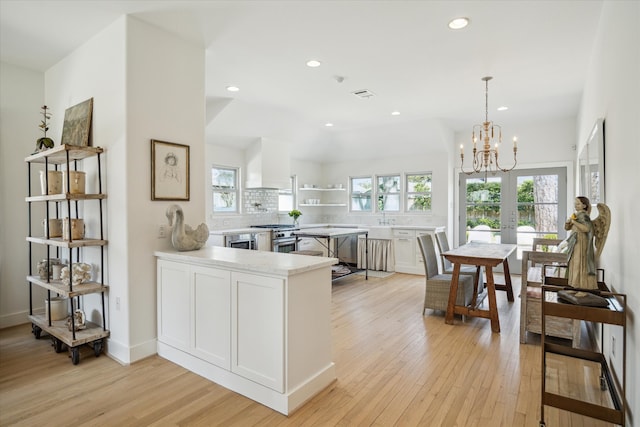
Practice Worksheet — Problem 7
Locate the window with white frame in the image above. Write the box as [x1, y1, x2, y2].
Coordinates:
[406, 172, 432, 212]
[212, 165, 239, 213]
[377, 174, 401, 212]
[350, 176, 373, 212]
[278, 175, 296, 212]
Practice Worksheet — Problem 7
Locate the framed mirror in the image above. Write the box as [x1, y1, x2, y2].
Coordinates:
[578, 118, 605, 205]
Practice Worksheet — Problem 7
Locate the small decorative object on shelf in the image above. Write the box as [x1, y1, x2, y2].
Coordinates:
[35, 105, 54, 153]
[166, 204, 209, 251]
[60, 263, 92, 286]
[289, 209, 302, 226]
[66, 310, 87, 331]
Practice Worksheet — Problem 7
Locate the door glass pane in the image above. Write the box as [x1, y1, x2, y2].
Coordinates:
[465, 177, 501, 243]
[516, 174, 560, 256]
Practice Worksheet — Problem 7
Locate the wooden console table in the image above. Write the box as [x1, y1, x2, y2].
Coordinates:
[540, 280, 626, 426]
[442, 242, 516, 333]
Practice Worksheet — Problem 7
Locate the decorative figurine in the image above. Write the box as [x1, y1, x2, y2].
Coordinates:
[562, 196, 611, 289]
[66, 309, 86, 331]
[35, 105, 55, 153]
[166, 204, 209, 251]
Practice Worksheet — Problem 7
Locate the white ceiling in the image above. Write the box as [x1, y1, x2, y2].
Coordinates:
[1, 0, 604, 162]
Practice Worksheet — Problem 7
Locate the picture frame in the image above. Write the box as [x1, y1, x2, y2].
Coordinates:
[151, 139, 190, 201]
[61, 98, 93, 146]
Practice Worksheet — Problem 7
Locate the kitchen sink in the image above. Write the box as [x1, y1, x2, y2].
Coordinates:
[362, 226, 393, 239]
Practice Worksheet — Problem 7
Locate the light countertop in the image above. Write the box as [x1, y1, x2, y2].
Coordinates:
[209, 228, 271, 236]
[155, 246, 338, 276]
[293, 227, 369, 238]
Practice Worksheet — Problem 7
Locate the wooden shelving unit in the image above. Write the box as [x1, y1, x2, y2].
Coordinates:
[25, 144, 109, 364]
[540, 278, 626, 426]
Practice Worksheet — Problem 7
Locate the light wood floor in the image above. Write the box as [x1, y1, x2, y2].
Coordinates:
[0, 273, 616, 426]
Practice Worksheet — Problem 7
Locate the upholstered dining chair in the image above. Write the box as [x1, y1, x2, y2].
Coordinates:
[417, 234, 476, 314]
[435, 231, 482, 295]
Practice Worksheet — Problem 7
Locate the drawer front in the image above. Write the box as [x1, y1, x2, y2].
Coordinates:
[393, 229, 416, 238]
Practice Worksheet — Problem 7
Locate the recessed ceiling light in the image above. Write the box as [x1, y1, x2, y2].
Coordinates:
[325, 122, 333, 127]
[391, 111, 401, 116]
[306, 60, 321, 67]
[497, 106, 509, 111]
[226, 86, 239, 92]
[448, 17, 470, 30]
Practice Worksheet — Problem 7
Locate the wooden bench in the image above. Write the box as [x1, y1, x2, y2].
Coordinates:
[519, 238, 581, 347]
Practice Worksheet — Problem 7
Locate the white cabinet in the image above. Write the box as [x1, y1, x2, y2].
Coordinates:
[193, 266, 231, 370]
[231, 272, 284, 392]
[298, 187, 346, 207]
[157, 261, 191, 352]
[393, 229, 416, 273]
[393, 227, 445, 275]
[157, 260, 231, 370]
[155, 249, 336, 415]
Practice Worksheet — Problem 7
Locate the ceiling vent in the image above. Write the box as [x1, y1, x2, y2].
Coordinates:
[352, 89, 375, 99]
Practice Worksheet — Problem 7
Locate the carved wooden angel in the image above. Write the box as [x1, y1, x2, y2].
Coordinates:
[563, 196, 611, 289]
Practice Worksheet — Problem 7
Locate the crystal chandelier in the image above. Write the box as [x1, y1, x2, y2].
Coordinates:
[460, 76, 518, 175]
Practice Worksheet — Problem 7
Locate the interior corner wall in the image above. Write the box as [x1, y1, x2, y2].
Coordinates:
[576, 0, 640, 418]
[0, 62, 45, 328]
[125, 16, 205, 362]
[45, 16, 129, 361]
[42, 15, 205, 364]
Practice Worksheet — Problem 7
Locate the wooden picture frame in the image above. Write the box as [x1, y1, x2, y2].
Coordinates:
[61, 98, 93, 146]
[151, 139, 190, 201]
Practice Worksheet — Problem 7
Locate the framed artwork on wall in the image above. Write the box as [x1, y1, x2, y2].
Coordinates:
[61, 98, 93, 147]
[151, 139, 190, 201]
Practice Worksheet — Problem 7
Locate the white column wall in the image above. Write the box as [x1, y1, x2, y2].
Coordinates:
[125, 16, 205, 360]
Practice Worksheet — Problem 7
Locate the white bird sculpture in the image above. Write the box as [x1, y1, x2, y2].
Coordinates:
[165, 204, 209, 251]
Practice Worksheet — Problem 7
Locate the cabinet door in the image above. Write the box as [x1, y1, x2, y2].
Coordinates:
[192, 266, 231, 370]
[231, 272, 284, 392]
[394, 230, 416, 270]
[157, 260, 191, 351]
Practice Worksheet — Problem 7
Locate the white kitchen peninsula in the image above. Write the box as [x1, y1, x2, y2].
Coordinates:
[155, 247, 338, 415]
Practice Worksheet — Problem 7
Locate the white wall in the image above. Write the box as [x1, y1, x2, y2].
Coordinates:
[0, 63, 45, 328]
[45, 15, 128, 360]
[125, 16, 205, 361]
[43, 16, 205, 363]
[577, 0, 640, 419]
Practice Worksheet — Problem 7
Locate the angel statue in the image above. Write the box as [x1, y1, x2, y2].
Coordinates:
[562, 196, 611, 289]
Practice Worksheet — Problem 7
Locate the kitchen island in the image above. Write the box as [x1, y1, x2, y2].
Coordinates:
[155, 247, 338, 415]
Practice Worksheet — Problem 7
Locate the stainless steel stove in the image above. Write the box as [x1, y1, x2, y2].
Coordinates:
[251, 224, 299, 253]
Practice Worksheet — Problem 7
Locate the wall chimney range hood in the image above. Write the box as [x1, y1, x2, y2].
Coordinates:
[245, 137, 291, 189]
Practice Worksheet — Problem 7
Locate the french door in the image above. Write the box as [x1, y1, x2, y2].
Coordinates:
[458, 167, 567, 274]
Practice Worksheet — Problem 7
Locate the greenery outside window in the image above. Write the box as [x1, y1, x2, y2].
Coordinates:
[406, 172, 432, 212]
[212, 165, 239, 213]
[350, 176, 372, 212]
[278, 175, 296, 212]
[377, 174, 401, 212]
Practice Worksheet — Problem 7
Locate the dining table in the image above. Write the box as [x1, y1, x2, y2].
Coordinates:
[442, 241, 516, 333]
